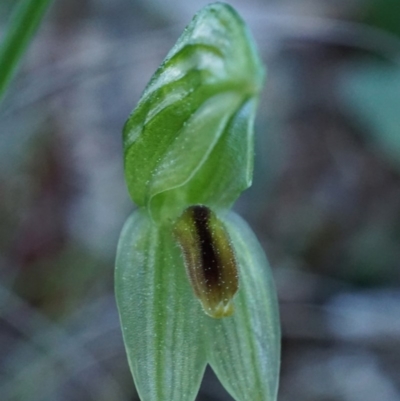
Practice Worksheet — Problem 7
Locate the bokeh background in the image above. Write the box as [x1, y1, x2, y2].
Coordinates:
[1, 0, 400, 400]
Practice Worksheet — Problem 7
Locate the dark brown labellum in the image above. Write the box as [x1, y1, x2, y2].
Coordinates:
[173, 205, 239, 318]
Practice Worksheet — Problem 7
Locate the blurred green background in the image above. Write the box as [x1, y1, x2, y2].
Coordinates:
[1, 0, 400, 400]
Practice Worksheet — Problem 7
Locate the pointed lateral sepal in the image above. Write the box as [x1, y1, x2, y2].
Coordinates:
[208, 212, 281, 401]
[173, 205, 239, 318]
[115, 210, 207, 401]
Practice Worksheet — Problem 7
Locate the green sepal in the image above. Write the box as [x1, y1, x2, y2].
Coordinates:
[207, 211, 281, 401]
[123, 3, 264, 221]
[115, 210, 207, 401]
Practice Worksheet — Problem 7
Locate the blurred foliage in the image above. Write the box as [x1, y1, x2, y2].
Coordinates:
[364, 0, 400, 38]
[340, 63, 400, 172]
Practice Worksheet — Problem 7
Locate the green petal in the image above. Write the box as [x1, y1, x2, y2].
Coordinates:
[123, 2, 264, 219]
[207, 212, 281, 401]
[115, 210, 207, 401]
[150, 96, 259, 222]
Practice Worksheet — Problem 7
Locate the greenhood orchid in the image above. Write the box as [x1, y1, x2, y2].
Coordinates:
[115, 3, 281, 401]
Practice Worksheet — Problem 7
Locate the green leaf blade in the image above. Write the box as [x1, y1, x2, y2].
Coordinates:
[123, 2, 264, 215]
[0, 0, 53, 101]
[115, 210, 208, 401]
[208, 211, 281, 401]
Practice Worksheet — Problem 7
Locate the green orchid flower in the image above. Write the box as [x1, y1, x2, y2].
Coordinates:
[115, 3, 281, 401]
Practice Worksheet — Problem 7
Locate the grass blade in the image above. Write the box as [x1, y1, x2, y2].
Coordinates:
[0, 0, 53, 101]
